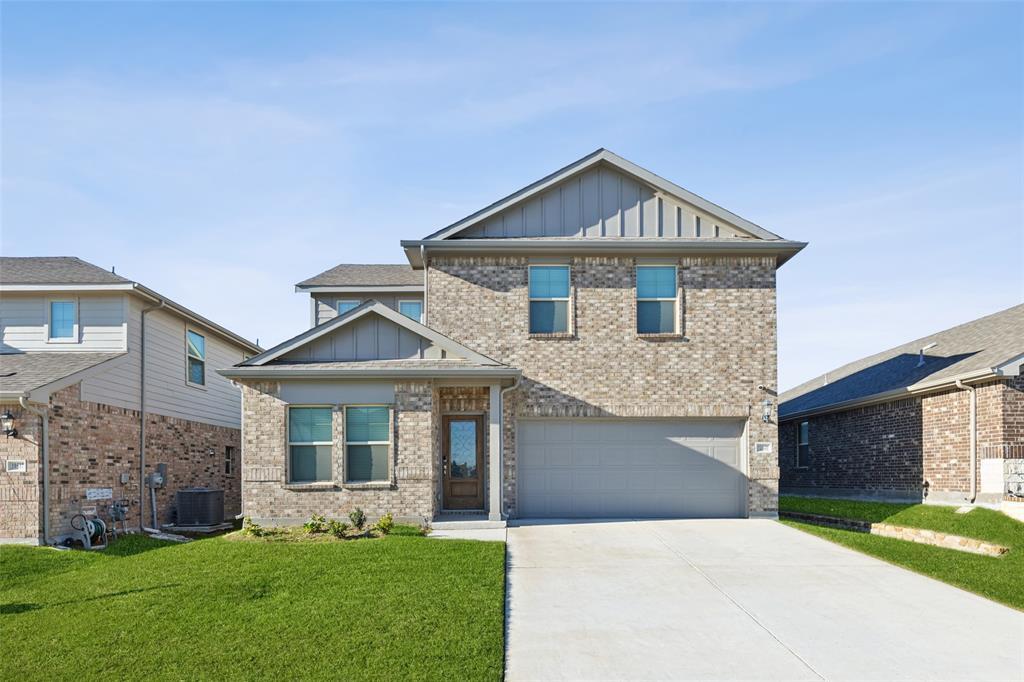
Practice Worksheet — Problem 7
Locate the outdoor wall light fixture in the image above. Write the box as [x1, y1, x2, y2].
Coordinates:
[2, 410, 17, 438]
[761, 399, 773, 423]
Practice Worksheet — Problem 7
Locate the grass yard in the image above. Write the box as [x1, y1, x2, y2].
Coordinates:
[0, 527, 505, 681]
[779, 496, 1024, 611]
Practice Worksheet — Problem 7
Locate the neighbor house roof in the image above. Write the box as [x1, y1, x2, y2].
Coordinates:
[0, 257, 130, 285]
[780, 304, 1024, 420]
[295, 264, 423, 291]
[0, 257, 261, 354]
[0, 352, 128, 402]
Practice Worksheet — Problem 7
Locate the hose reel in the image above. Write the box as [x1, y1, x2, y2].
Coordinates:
[69, 507, 108, 550]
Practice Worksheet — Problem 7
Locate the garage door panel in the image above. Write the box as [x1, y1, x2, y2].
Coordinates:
[519, 419, 746, 519]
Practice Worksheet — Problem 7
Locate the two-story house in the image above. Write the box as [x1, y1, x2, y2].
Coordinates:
[0, 257, 261, 544]
[221, 150, 806, 526]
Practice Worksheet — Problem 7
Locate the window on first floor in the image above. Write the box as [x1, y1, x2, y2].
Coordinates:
[345, 405, 391, 483]
[398, 300, 423, 323]
[225, 445, 235, 475]
[796, 420, 810, 468]
[636, 265, 678, 334]
[528, 265, 570, 334]
[288, 406, 333, 482]
[186, 330, 206, 386]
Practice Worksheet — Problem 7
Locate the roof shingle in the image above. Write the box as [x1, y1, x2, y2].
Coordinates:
[295, 264, 422, 288]
[0, 352, 126, 396]
[0, 257, 130, 285]
[780, 304, 1024, 419]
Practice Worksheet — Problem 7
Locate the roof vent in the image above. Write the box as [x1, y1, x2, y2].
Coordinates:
[917, 342, 938, 367]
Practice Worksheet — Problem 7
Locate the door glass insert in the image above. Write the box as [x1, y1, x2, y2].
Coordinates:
[449, 420, 477, 479]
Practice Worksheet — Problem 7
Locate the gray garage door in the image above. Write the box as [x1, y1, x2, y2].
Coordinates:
[518, 419, 746, 518]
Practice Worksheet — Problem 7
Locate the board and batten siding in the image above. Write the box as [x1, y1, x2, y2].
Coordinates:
[458, 166, 752, 240]
[313, 293, 423, 326]
[0, 293, 127, 352]
[282, 311, 439, 362]
[80, 298, 248, 429]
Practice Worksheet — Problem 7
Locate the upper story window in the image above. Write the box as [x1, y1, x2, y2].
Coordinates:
[345, 405, 391, 483]
[337, 300, 359, 316]
[398, 300, 423, 323]
[528, 265, 570, 334]
[796, 421, 810, 468]
[636, 265, 678, 334]
[48, 300, 78, 341]
[186, 330, 206, 386]
[288, 406, 333, 483]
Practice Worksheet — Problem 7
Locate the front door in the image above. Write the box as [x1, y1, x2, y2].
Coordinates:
[442, 415, 484, 510]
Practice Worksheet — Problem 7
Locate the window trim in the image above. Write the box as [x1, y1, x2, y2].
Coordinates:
[336, 299, 360, 316]
[527, 264, 572, 335]
[343, 404, 393, 484]
[224, 445, 235, 476]
[397, 299, 424, 323]
[635, 264, 679, 336]
[287, 404, 334, 484]
[185, 328, 207, 389]
[46, 298, 79, 343]
[796, 420, 810, 469]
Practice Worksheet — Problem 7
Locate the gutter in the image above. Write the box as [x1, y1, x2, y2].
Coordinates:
[139, 298, 165, 532]
[18, 396, 50, 545]
[955, 379, 978, 504]
[218, 367, 523, 380]
[130, 283, 261, 354]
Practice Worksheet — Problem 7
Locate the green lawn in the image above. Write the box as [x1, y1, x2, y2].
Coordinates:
[0, 528, 506, 681]
[779, 496, 1024, 611]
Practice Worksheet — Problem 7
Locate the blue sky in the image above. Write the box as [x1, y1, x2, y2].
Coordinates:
[2, 1, 1021, 389]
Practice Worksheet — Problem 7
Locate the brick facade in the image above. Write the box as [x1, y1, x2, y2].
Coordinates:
[238, 381, 437, 525]
[427, 255, 780, 517]
[780, 376, 1024, 503]
[0, 403, 43, 540]
[0, 383, 241, 543]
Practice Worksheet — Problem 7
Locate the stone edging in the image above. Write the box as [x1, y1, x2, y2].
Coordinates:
[779, 511, 1009, 558]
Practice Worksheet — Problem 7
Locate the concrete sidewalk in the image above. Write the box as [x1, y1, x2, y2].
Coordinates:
[505, 519, 1023, 681]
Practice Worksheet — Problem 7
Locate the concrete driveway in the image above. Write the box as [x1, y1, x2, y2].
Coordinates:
[505, 519, 1023, 681]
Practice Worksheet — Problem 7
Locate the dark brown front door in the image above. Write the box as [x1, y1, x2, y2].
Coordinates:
[442, 415, 484, 510]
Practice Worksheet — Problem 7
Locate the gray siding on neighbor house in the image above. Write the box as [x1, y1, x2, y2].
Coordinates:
[281, 312, 439, 363]
[313, 293, 423, 326]
[458, 166, 751, 240]
[79, 297, 247, 429]
[0, 293, 127, 352]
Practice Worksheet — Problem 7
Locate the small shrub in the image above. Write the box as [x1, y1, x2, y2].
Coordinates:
[349, 507, 366, 530]
[328, 520, 349, 538]
[418, 523, 431, 536]
[374, 513, 394, 536]
[241, 517, 268, 538]
[303, 514, 328, 534]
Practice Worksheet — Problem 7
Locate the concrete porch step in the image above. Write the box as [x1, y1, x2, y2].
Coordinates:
[432, 513, 506, 530]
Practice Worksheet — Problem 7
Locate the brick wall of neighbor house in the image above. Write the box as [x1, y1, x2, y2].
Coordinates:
[0, 404, 43, 541]
[238, 381, 436, 524]
[44, 384, 241, 539]
[427, 255, 780, 517]
[780, 378, 1021, 502]
[780, 399, 924, 498]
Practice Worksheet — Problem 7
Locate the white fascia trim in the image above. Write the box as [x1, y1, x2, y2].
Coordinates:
[294, 285, 424, 293]
[129, 283, 262, 354]
[423, 149, 782, 241]
[244, 300, 504, 367]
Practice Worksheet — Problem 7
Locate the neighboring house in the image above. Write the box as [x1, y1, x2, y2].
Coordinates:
[221, 149, 806, 526]
[779, 304, 1024, 510]
[0, 257, 261, 544]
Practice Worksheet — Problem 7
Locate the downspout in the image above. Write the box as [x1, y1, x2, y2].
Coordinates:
[421, 245, 428, 327]
[19, 396, 50, 545]
[140, 298, 165, 532]
[955, 379, 977, 503]
[497, 375, 522, 519]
